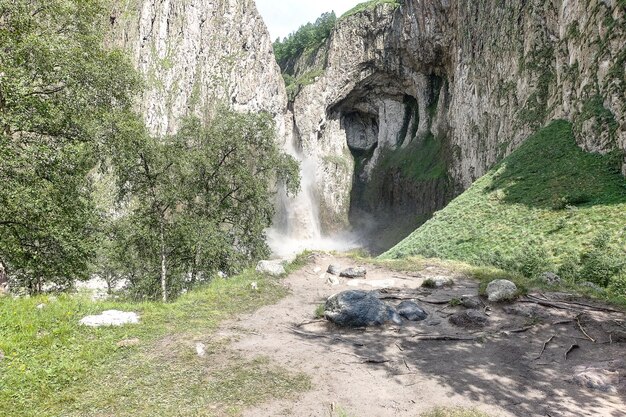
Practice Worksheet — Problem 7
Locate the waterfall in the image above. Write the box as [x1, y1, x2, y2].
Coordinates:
[267, 129, 360, 258]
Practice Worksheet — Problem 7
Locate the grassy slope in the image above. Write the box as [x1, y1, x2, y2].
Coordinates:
[383, 120, 626, 266]
[0, 258, 310, 417]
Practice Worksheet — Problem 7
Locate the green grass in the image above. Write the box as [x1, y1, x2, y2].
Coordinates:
[341, 0, 402, 19]
[0, 264, 310, 416]
[384, 120, 626, 273]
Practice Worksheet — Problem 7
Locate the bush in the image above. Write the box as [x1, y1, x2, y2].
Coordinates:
[514, 243, 553, 279]
[608, 274, 626, 298]
[578, 233, 625, 287]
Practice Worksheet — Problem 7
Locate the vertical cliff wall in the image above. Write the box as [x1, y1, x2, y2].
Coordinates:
[109, 0, 289, 138]
[286, 0, 626, 251]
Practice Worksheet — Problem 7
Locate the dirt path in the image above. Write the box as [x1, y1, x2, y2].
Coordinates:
[216, 253, 626, 417]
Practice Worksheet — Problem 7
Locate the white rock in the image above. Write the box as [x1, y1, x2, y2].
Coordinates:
[250, 281, 258, 291]
[486, 280, 518, 302]
[326, 275, 340, 286]
[36, 303, 46, 310]
[256, 260, 286, 276]
[196, 342, 207, 357]
[80, 310, 140, 327]
[313, 267, 322, 274]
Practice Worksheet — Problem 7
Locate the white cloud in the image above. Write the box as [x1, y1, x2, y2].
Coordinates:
[255, 0, 362, 40]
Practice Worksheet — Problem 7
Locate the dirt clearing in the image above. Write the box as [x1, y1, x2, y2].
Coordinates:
[216, 253, 626, 416]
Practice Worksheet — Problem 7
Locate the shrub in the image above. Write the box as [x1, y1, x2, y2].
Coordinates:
[608, 274, 626, 298]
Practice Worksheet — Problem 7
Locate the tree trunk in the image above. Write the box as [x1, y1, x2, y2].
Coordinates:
[0, 260, 7, 292]
[159, 219, 168, 302]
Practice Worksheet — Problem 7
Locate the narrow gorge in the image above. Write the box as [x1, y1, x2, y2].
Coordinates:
[107, 0, 625, 256]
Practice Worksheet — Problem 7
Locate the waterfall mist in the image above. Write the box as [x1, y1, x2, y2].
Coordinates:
[267, 135, 361, 259]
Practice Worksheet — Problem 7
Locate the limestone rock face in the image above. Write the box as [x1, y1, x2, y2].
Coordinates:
[109, 0, 289, 140]
[288, 0, 626, 235]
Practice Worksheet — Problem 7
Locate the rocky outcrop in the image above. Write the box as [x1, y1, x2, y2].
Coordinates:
[287, 0, 626, 249]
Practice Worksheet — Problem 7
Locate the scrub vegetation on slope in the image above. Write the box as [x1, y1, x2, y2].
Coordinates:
[384, 121, 626, 292]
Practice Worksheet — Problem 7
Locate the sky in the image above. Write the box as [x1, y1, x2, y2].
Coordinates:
[255, 0, 361, 40]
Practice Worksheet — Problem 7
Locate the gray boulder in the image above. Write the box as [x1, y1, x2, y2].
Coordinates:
[325, 290, 401, 327]
[340, 267, 367, 278]
[540, 272, 562, 286]
[256, 260, 286, 276]
[327, 264, 341, 275]
[486, 279, 518, 302]
[396, 301, 428, 321]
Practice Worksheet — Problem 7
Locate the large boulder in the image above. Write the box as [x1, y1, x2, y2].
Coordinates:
[80, 310, 139, 327]
[325, 290, 401, 327]
[486, 279, 518, 302]
[339, 267, 367, 278]
[396, 301, 428, 321]
[256, 260, 286, 276]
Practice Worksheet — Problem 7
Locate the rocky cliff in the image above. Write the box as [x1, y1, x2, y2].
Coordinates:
[286, 0, 626, 251]
[109, 0, 289, 139]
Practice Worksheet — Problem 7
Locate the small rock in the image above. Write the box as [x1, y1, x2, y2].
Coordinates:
[461, 295, 482, 309]
[540, 272, 562, 286]
[486, 279, 518, 302]
[80, 310, 140, 327]
[116, 338, 140, 348]
[196, 342, 207, 357]
[250, 281, 258, 291]
[313, 267, 322, 274]
[327, 265, 341, 275]
[571, 368, 619, 394]
[36, 303, 45, 310]
[339, 267, 367, 279]
[217, 271, 228, 279]
[423, 276, 454, 288]
[255, 260, 286, 276]
[325, 290, 401, 327]
[396, 301, 428, 321]
[449, 310, 488, 328]
[326, 275, 340, 286]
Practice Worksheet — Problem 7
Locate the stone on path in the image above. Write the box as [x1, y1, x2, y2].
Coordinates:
[256, 260, 286, 276]
[347, 279, 395, 289]
[326, 275, 340, 286]
[461, 295, 482, 309]
[396, 301, 428, 321]
[80, 310, 140, 327]
[571, 367, 619, 394]
[449, 310, 488, 328]
[325, 290, 401, 327]
[486, 279, 518, 302]
[327, 265, 341, 275]
[196, 342, 207, 357]
[339, 267, 367, 279]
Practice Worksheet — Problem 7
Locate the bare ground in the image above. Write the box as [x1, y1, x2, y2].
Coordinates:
[216, 253, 626, 417]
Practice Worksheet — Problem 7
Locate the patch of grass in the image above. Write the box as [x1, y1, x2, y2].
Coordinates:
[422, 278, 438, 288]
[384, 120, 626, 287]
[341, 0, 402, 20]
[421, 406, 491, 417]
[0, 257, 308, 417]
[314, 303, 326, 319]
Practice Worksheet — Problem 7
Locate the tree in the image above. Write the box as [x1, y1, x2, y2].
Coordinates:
[0, 0, 140, 292]
[110, 109, 299, 301]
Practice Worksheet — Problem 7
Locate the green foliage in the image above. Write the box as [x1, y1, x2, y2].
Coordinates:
[577, 233, 625, 287]
[108, 109, 300, 301]
[284, 68, 325, 100]
[0, 267, 297, 416]
[341, 0, 403, 20]
[0, 0, 141, 293]
[273, 12, 336, 70]
[384, 121, 626, 291]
